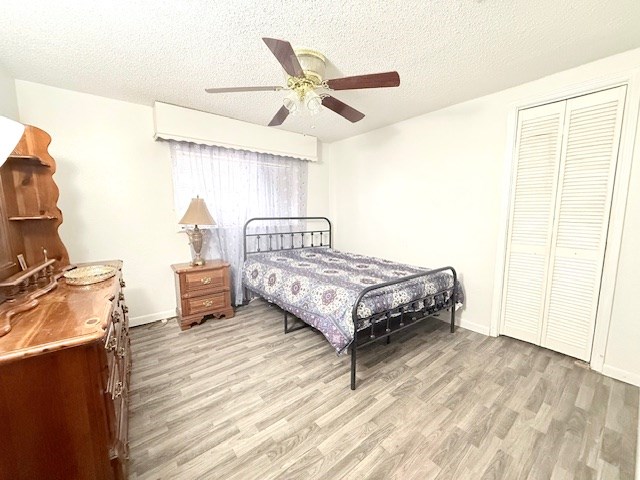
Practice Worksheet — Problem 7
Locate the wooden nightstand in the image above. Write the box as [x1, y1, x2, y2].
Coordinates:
[171, 260, 234, 330]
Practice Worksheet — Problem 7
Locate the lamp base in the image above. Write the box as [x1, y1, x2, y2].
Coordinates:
[192, 256, 205, 267]
[185, 225, 206, 267]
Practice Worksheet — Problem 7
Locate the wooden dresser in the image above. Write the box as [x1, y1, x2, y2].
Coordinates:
[0, 261, 131, 480]
[172, 260, 234, 330]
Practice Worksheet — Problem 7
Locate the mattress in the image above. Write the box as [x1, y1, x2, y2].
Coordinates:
[242, 248, 463, 353]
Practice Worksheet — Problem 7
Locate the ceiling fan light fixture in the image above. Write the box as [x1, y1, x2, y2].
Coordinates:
[206, 38, 400, 127]
[283, 91, 300, 114]
[305, 91, 323, 115]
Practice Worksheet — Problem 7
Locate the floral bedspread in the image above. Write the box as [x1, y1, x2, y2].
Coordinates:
[242, 248, 463, 353]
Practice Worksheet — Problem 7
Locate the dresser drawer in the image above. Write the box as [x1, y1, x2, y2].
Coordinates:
[184, 291, 229, 316]
[183, 268, 227, 294]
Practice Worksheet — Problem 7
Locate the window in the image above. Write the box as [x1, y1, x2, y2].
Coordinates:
[170, 141, 308, 304]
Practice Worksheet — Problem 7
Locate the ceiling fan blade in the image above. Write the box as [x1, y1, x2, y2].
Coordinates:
[326, 71, 400, 90]
[205, 86, 284, 93]
[268, 105, 290, 127]
[262, 38, 304, 77]
[321, 95, 365, 123]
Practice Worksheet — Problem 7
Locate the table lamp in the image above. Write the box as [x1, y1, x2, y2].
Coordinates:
[0, 116, 25, 167]
[179, 196, 215, 266]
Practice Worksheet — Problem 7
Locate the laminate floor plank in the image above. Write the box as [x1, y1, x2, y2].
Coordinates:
[128, 299, 638, 479]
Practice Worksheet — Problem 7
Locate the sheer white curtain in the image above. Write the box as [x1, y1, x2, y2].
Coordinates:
[170, 141, 308, 305]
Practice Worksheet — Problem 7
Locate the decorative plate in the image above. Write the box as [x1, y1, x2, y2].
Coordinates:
[64, 265, 116, 286]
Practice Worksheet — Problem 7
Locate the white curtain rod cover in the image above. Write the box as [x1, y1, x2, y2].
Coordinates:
[153, 102, 318, 161]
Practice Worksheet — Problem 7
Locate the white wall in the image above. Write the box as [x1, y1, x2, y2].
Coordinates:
[13, 80, 332, 325]
[0, 62, 18, 119]
[604, 99, 640, 386]
[325, 48, 640, 385]
[15, 80, 187, 325]
[307, 143, 333, 218]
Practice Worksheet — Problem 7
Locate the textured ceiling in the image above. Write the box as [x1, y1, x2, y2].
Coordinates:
[1, 0, 639, 142]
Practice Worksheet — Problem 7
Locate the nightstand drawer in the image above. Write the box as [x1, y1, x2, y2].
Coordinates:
[184, 268, 226, 293]
[185, 291, 229, 316]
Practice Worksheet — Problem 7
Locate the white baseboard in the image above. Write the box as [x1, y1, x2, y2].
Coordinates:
[435, 316, 491, 336]
[130, 309, 175, 327]
[601, 364, 640, 387]
[458, 318, 491, 336]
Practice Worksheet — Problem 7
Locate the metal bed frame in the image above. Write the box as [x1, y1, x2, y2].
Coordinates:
[243, 217, 457, 390]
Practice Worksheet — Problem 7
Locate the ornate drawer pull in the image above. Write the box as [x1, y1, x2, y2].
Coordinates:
[113, 381, 124, 398]
[106, 336, 117, 351]
[202, 300, 214, 307]
[200, 277, 212, 285]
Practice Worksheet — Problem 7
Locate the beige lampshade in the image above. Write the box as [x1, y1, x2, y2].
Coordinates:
[179, 197, 215, 226]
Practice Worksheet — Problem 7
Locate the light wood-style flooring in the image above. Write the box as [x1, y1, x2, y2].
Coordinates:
[128, 299, 638, 479]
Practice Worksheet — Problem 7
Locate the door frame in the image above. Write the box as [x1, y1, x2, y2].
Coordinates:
[489, 68, 640, 374]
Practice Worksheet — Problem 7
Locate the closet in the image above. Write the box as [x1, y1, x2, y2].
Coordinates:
[500, 86, 626, 361]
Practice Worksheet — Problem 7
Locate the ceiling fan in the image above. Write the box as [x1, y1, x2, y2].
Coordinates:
[205, 38, 400, 127]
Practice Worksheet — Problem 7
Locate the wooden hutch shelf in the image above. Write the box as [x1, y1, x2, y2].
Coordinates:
[5, 154, 49, 167]
[0, 259, 55, 289]
[0, 125, 69, 279]
[9, 215, 58, 221]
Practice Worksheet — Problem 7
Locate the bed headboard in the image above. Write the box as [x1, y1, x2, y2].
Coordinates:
[243, 217, 332, 261]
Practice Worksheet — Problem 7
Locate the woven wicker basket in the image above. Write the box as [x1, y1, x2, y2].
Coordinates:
[64, 265, 116, 286]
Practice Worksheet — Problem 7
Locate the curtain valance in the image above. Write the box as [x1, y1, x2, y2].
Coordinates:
[154, 102, 318, 161]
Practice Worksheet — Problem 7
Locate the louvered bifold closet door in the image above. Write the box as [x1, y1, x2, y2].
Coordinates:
[541, 86, 626, 361]
[500, 102, 566, 344]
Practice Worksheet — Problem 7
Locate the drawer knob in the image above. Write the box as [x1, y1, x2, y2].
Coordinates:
[201, 277, 212, 285]
[203, 300, 214, 307]
[106, 336, 117, 351]
[113, 381, 124, 399]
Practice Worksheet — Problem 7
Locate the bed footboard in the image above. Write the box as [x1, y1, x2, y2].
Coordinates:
[350, 266, 457, 390]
